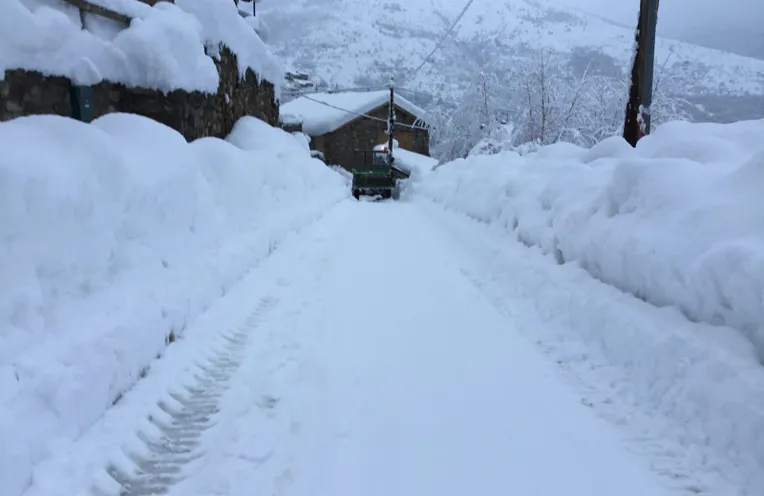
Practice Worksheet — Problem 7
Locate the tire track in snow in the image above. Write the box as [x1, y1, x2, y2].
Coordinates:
[87, 297, 279, 496]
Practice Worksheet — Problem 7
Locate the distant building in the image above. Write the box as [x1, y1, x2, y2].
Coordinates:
[281, 72, 329, 103]
[279, 90, 430, 172]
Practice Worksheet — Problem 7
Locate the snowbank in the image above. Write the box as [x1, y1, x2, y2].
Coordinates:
[415, 119, 764, 358]
[0, 113, 345, 495]
[394, 147, 438, 179]
[2, 0, 281, 92]
[417, 197, 764, 495]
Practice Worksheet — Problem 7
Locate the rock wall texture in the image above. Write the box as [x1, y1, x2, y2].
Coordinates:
[0, 46, 278, 141]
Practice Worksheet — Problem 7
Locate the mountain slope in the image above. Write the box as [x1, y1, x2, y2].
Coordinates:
[260, 0, 764, 121]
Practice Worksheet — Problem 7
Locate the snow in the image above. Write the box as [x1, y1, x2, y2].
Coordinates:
[279, 90, 426, 136]
[393, 147, 438, 178]
[1, 0, 280, 92]
[0, 113, 346, 496]
[25, 200, 683, 496]
[416, 197, 764, 495]
[174, 0, 282, 90]
[263, 0, 764, 103]
[168, 201, 676, 496]
[412, 118, 764, 493]
[237, 0, 264, 18]
[416, 119, 764, 355]
[8, 134, 764, 494]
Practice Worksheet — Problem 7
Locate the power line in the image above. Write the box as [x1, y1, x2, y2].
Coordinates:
[299, 95, 428, 130]
[292, 87, 517, 127]
[410, 0, 478, 81]
[281, 0, 478, 117]
[283, 82, 447, 109]
[286, 85, 435, 104]
[282, 85, 389, 97]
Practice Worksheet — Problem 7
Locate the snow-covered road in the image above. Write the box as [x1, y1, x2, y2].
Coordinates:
[174, 199, 673, 496]
[27, 199, 735, 496]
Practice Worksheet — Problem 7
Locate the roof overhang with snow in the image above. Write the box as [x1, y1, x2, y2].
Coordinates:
[279, 90, 428, 136]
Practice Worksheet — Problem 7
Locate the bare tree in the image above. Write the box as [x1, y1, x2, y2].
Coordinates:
[515, 49, 580, 146]
[649, 52, 692, 126]
[578, 75, 624, 145]
[427, 68, 515, 161]
[427, 46, 693, 162]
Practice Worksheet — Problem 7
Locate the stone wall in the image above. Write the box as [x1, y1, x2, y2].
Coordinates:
[319, 105, 429, 171]
[1, 72, 73, 118]
[0, 45, 278, 141]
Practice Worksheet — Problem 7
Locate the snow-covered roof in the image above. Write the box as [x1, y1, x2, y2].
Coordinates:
[279, 90, 427, 136]
[2, 0, 282, 93]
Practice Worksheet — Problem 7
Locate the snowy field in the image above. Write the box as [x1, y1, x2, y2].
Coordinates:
[0, 113, 346, 495]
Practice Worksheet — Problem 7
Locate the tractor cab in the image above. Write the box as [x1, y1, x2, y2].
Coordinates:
[351, 144, 399, 200]
[371, 144, 391, 167]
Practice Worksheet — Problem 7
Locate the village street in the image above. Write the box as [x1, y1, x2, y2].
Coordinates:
[5, 0, 764, 494]
[23, 197, 720, 496]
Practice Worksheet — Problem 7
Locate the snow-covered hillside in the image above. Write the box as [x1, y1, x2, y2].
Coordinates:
[0, 113, 346, 495]
[261, 0, 764, 120]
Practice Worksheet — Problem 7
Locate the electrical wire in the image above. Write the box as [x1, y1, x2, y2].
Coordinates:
[409, 0, 478, 80]
[283, 0, 478, 114]
[281, 85, 389, 97]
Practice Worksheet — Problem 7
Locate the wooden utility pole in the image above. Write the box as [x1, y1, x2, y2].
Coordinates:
[623, 0, 660, 147]
[387, 77, 396, 164]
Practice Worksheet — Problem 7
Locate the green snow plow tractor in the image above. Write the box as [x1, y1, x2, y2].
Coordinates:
[351, 145, 399, 200]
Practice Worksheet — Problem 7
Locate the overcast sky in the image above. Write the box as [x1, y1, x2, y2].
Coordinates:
[551, 0, 760, 30]
[550, 0, 764, 58]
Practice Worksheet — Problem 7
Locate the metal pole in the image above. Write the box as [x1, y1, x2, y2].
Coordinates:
[623, 0, 647, 147]
[641, 0, 659, 136]
[387, 77, 395, 163]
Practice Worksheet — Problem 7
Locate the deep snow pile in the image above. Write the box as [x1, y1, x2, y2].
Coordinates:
[0, 113, 345, 495]
[415, 119, 764, 358]
[394, 147, 438, 180]
[2, 0, 281, 92]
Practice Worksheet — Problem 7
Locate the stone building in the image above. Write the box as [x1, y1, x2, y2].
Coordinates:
[1, 0, 277, 141]
[279, 90, 430, 171]
[0, 46, 277, 142]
